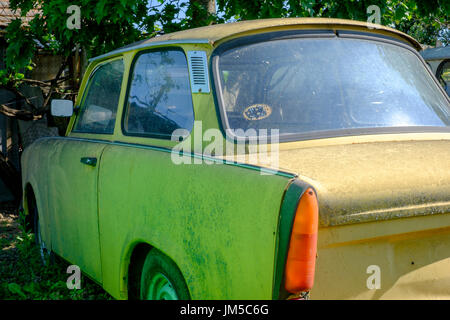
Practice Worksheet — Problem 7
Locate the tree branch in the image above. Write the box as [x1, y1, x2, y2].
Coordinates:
[4, 85, 39, 111]
[0, 103, 43, 121]
[41, 55, 71, 110]
[0, 55, 72, 120]
[21, 76, 71, 87]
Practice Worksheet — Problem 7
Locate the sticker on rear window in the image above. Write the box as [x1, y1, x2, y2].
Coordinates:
[243, 104, 272, 120]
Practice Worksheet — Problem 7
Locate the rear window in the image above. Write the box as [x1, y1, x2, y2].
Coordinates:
[214, 37, 450, 139]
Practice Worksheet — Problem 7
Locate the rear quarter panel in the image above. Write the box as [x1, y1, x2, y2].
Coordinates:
[97, 143, 291, 299]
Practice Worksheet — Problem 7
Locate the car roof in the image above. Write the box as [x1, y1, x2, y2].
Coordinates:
[90, 18, 422, 62]
[421, 46, 450, 61]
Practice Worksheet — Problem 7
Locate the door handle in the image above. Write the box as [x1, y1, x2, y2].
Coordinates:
[80, 157, 97, 167]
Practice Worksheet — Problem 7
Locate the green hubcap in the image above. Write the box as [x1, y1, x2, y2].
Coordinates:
[145, 272, 179, 300]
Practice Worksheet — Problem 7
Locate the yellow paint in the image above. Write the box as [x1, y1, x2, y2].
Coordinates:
[137, 17, 421, 50]
[313, 213, 450, 299]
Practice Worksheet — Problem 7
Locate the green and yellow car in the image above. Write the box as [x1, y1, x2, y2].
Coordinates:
[21, 18, 450, 300]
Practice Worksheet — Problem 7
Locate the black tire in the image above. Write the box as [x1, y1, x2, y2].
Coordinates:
[33, 205, 53, 265]
[139, 249, 190, 300]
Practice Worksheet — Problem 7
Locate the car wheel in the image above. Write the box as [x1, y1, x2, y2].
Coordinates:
[33, 206, 53, 265]
[139, 249, 190, 300]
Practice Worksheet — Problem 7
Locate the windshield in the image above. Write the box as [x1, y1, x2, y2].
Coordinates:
[215, 37, 450, 139]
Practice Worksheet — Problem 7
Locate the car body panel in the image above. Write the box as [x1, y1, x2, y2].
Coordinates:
[21, 141, 52, 247]
[277, 139, 450, 299]
[97, 142, 292, 299]
[220, 136, 450, 299]
[276, 139, 450, 227]
[313, 212, 450, 299]
[23, 137, 106, 281]
[45, 138, 106, 281]
[224, 138, 450, 226]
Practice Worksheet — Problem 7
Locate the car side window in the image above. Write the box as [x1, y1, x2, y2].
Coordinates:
[74, 59, 124, 134]
[124, 49, 194, 138]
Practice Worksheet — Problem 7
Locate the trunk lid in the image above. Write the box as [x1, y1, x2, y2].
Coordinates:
[277, 139, 450, 227]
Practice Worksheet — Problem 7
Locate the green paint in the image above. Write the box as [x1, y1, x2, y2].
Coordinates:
[21, 40, 299, 300]
[98, 143, 290, 298]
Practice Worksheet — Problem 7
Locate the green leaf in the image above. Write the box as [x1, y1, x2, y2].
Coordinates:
[8, 283, 27, 299]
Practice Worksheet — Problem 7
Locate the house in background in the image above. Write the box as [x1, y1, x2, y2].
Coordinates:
[0, 0, 60, 204]
[421, 45, 450, 97]
[0, 1, 30, 202]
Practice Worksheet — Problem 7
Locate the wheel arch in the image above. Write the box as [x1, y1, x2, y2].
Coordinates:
[124, 242, 152, 299]
[22, 181, 50, 248]
[22, 182, 37, 232]
[123, 241, 191, 300]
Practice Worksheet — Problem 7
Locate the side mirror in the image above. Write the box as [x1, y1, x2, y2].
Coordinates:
[51, 99, 73, 117]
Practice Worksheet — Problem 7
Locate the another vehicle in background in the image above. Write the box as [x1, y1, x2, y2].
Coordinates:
[421, 46, 450, 96]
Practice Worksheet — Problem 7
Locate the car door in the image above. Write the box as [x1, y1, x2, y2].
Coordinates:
[97, 48, 198, 295]
[47, 58, 125, 282]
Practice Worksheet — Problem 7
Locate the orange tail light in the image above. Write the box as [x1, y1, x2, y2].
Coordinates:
[284, 187, 319, 293]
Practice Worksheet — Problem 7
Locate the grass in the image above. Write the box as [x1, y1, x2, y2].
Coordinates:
[0, 207, 112, 300]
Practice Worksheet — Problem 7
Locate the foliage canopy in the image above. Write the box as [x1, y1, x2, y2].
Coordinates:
[0, 0, 448, 113]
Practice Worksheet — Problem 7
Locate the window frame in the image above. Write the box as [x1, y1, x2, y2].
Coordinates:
[211, 30, 450, 143]
[72, 57, 125, 135]
[121, 47, 195, 140]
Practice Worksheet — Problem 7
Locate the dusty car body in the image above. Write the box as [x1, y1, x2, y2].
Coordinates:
[21, 18, 450, 300]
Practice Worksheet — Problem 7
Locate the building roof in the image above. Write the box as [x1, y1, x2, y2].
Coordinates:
[0, 0, 39, 28]
[421, 46, 450, 61]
